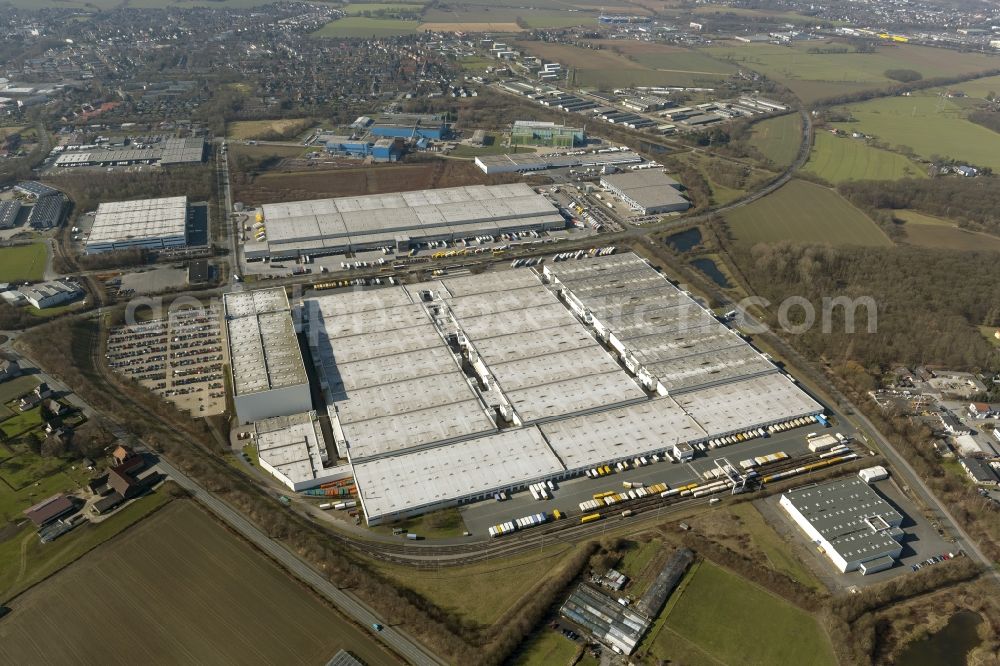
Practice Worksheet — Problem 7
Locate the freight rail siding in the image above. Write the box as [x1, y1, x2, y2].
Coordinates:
[340, 447, 865, 564]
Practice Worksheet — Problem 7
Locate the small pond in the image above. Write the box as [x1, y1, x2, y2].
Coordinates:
[896, 610, 983, 666]
[690, 257, 731, 289]
[665, 227, 702, 252]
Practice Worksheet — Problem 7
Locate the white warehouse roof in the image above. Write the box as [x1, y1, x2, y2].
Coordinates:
[87, 196, 187, 252]
[224, 288, 308, 396]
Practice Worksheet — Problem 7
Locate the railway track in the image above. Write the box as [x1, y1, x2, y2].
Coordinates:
[318, 444, 866, 567]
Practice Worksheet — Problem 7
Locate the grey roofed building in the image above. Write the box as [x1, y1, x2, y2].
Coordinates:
[0, 200, 21, 229]
[15, 181, 60, 198]
[0, 358, 21, 382]
[780, 476, 905, 574]
[600, 170, 690, 215]
[959, 457, 999, 486]
[26, 193, 65, 229]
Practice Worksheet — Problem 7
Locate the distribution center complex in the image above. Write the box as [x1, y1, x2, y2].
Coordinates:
[780, 476, 905, 575]
[288, 252, 823, 525]
[85, 196, 189, 254]
[245, 183, 565, 260]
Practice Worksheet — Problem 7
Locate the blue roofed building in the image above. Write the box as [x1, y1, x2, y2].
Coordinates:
[371, 138, 403, 162]
[324, 136, 373, 159]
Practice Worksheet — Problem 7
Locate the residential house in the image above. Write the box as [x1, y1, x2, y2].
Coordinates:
[937, 411, 972, 436]
[968, 402, 994, 419]
[959, 457, 999, 486]
[19, 382, 52, 411]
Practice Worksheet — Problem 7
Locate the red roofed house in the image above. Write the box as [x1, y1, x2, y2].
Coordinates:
[968, 402, 994, 419]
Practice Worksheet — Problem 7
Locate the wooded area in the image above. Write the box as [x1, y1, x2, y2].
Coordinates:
[729, 242, 1000, 371]
[839, 178, 1000, 235]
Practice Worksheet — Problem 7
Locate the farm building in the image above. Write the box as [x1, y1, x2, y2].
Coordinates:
[510, 120, 584, 147]
[24, 494, 77, 527]
[86, 196, 189, 254]
[780, 477, 904, 574]
[369, 113, 447, 140]
[599, 171, 690, 215]
[245, 183, 565, 261]
[302, 254, 822, 525]
[253, 411, 351, 491]
[224, 289, 312, 424]
[560, 584, 650, 654]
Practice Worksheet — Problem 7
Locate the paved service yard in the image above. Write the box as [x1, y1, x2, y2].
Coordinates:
[459, 422, 861, 538]
[106, 307, 227, 417]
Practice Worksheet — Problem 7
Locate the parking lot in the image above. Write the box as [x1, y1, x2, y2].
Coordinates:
[459, 420, 861, 538]
[106, 307, 226, 417]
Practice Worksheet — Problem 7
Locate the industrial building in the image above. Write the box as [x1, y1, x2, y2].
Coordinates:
[302, 254, 822, 525]
[0, 200, 20, 229]
[224, 289, 312, 424]
[26, 193, 65, 230]
[369, 113, 447, 140]
[475, 150, 642, 175]
[323, 136, 403, 162]
[245, 183, 565, 260]
[780, 477, 905, 575]
[600, 171, 690, 214]
[254, 412, 351, 491]
[53, 137, 205, 168]
[510, 120, 584, 147]
[86, 196, 189, 254]
[19, 280, 82, 309]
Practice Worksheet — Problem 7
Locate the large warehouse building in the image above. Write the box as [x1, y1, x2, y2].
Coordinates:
[510, 120, 584, 147]
[303, 253, 823, 524]
[85, 196, 189, 254]
[224, 289, 313, 424]
[780, 477, 905, 575]
[246, 183, 565, 260]
[600, 171, 690, 214]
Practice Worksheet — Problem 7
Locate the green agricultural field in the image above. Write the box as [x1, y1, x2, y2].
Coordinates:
[0, 501, 392, 665]
[343, 2, 425, 15]
[644, 560, 837, 666]
[312, 16, 420, 38]
[702, 41, 1000, 104]
[748, 113, 802, 168]
[422, 7, 595, 28]
[726, 180, 892, 247]
[0, 243, 46, 283]
[805, 132, 926, 183]
[832, 93, 1000, 170]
